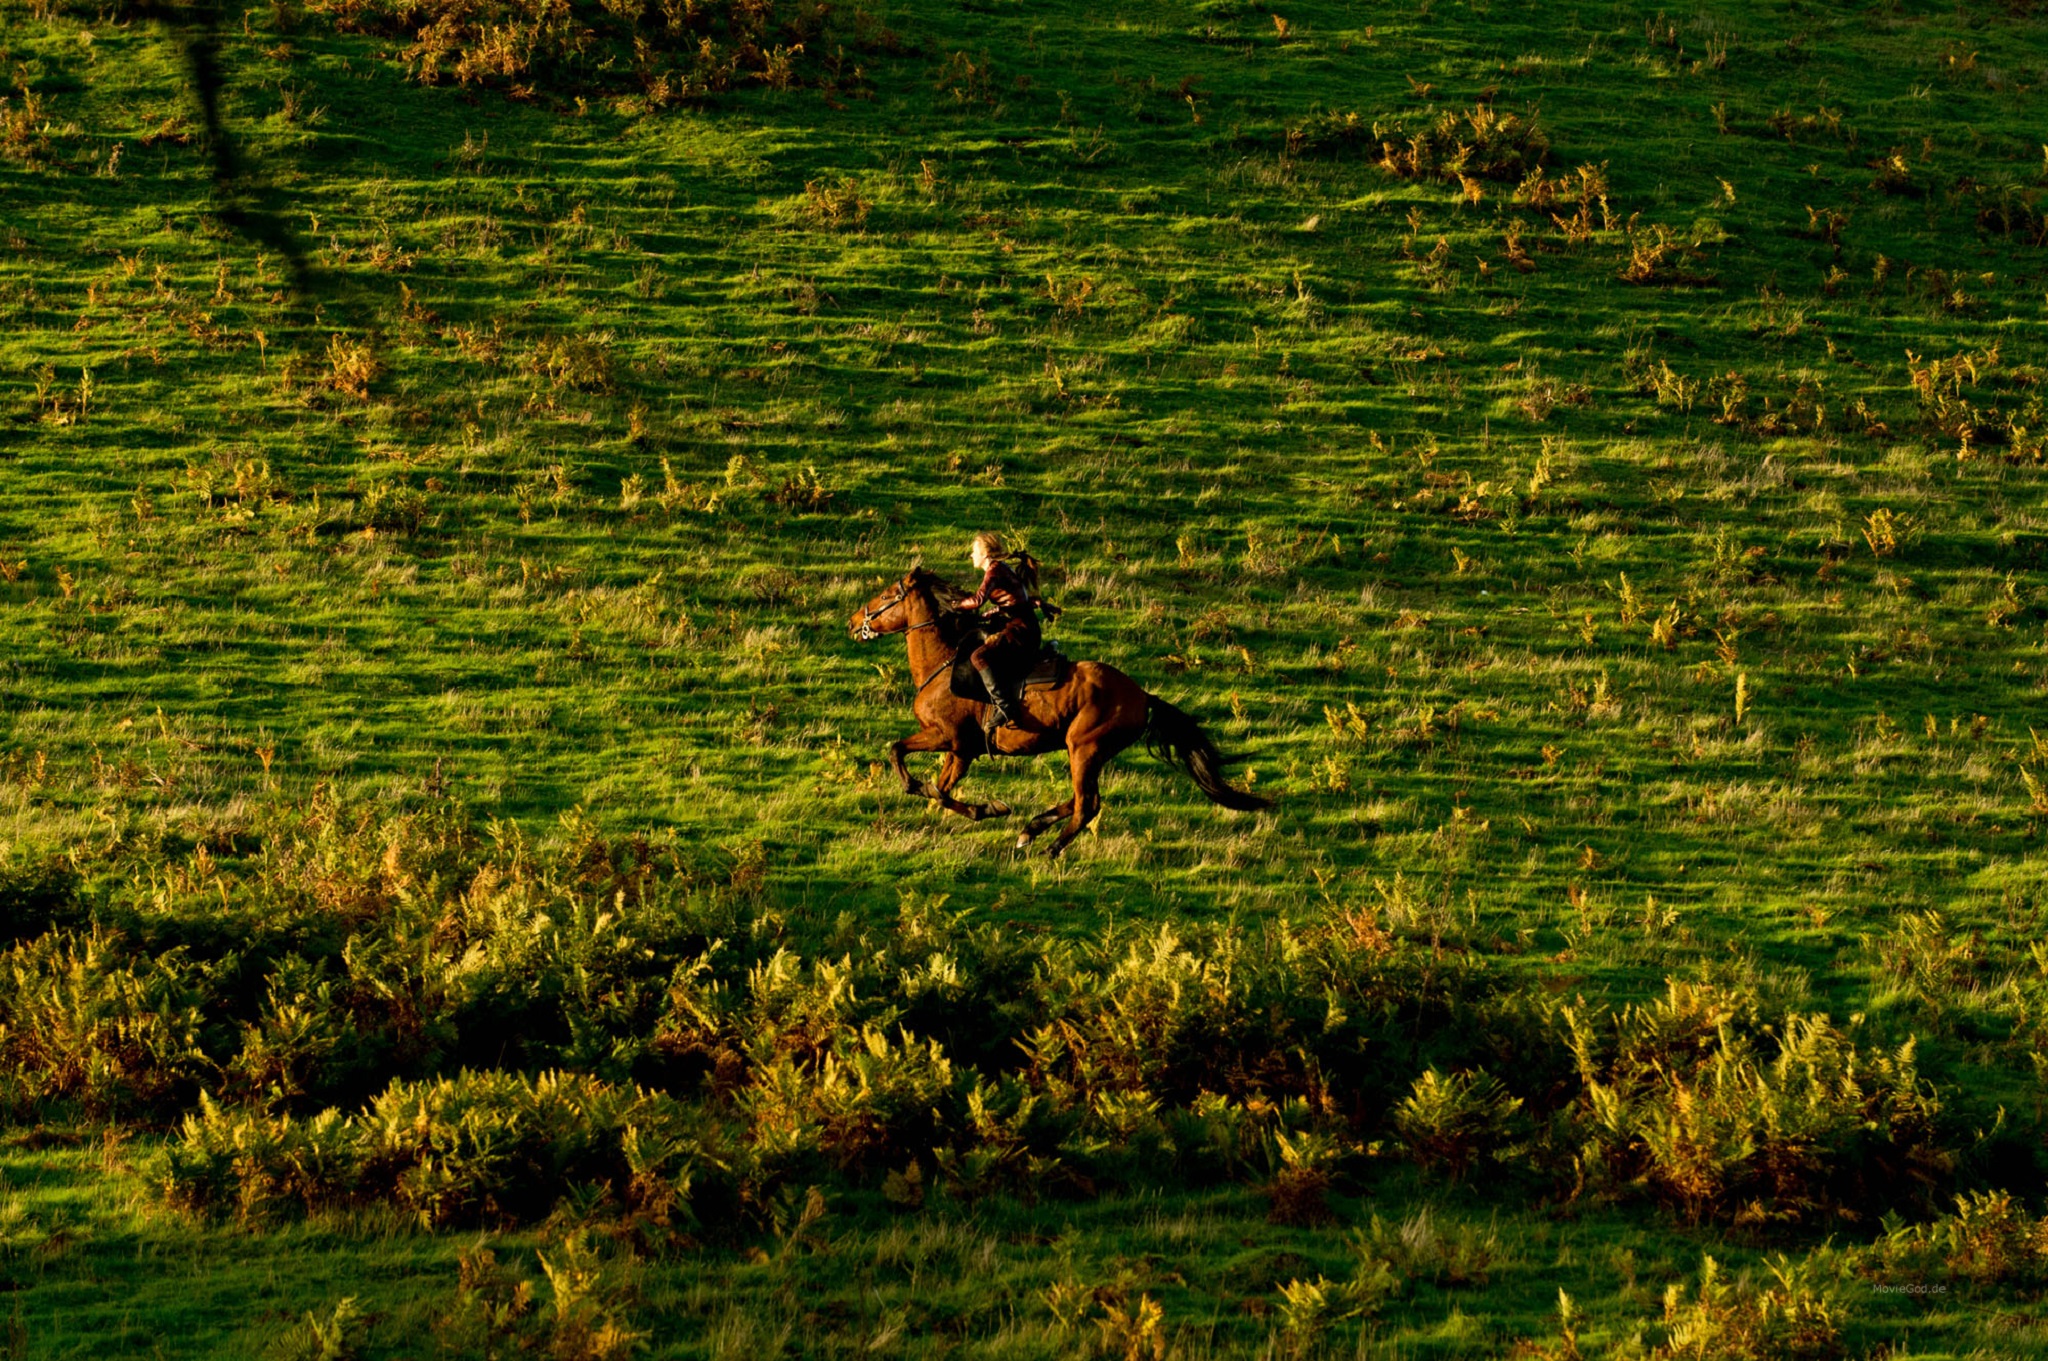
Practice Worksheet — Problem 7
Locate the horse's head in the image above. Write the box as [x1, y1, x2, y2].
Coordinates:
[849, 567, 931, 641]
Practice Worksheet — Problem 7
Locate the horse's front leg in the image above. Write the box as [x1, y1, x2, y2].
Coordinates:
[933, 752, 1011, 821]
[889, 727, 954, 800]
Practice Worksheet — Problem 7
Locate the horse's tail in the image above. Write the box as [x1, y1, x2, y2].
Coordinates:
[1143, 695, 1273, 812]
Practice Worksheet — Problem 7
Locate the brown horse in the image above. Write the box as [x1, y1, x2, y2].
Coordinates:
[849, 566, 1270, 857]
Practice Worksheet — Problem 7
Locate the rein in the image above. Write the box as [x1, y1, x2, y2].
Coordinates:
[860, 573, 968, 639]
[860, 573, 969, 698]
[856, 577, 945, 642]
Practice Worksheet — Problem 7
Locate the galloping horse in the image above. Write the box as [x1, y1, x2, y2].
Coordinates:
[850, 566, 1270, 857]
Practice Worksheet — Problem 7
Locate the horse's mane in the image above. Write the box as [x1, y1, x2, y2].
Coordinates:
[916, 568, 966, 598]
[908, 568, 980, 648]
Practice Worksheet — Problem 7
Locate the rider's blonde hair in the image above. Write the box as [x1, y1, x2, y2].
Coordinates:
[970, 531, 1006, 560]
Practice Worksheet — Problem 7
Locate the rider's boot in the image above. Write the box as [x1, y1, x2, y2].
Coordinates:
[975, 662, 1019, 737]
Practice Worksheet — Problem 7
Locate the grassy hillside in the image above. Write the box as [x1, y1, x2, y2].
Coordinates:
[4, 0, 2048, 1353]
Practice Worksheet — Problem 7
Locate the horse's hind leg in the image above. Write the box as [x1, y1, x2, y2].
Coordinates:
[1044, 744, 1106, 860]
[1016, 796, 1074, 849]
[933, 752, 1012, 821]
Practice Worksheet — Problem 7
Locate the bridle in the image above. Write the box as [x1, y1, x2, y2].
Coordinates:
[858, 571, 965, 698]
[856, 573, 945, 642]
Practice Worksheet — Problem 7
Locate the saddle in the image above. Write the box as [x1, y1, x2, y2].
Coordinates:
[950, 636, 1071, 703]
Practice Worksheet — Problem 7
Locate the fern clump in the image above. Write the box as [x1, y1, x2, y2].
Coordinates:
[1391, 1067, 1525, 1181]
[0, 796, 1975, 1240]
[160, 1070, 724, 1230]
[1375, 104, 1549, 182]
[1563, 984, 1947, 1224]
[0, 928, 215, 1118]
[1643, 1255, 1844, 1361]
[307, 0, 846, 104]
[1850, 1190, 2048, 1288]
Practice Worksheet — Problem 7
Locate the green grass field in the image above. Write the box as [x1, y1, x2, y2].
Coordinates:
[5, 0, 2048, 1353]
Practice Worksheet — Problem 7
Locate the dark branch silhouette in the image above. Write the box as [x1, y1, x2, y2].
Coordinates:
[120, 0, 316, 297]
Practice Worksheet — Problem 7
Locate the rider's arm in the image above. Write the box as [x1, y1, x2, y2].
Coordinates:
[959, 562, 1001, 609]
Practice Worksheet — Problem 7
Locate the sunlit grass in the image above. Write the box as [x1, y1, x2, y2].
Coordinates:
[5, 0, 2048, 1351]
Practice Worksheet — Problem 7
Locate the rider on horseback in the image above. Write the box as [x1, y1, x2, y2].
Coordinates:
[957, 531, 1058, 733]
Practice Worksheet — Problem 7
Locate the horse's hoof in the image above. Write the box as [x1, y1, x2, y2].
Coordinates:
[987, 800, 1013, 818]
[1015, 832, 1034, 850]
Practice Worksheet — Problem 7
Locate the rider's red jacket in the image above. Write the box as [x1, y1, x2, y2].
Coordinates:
[960, 560, 1035, 616]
